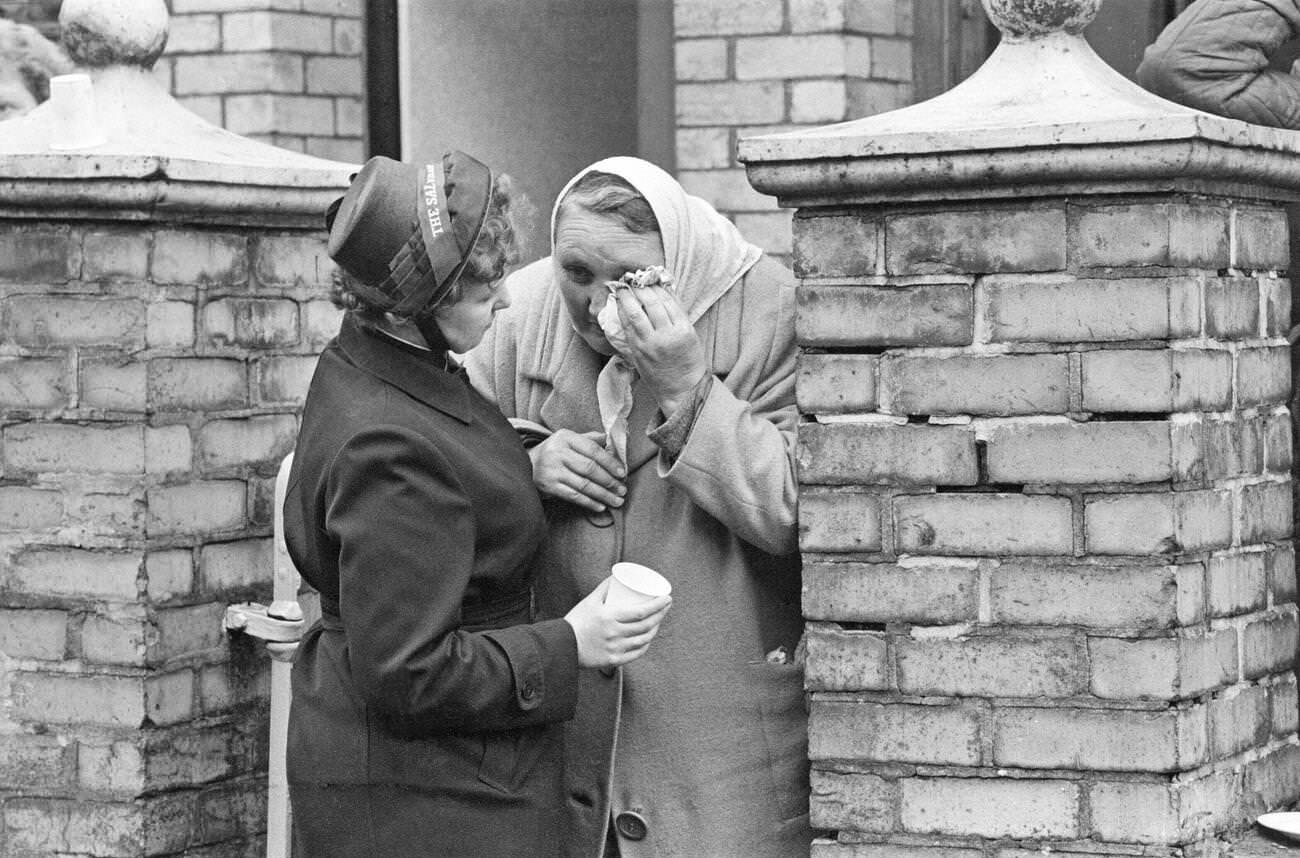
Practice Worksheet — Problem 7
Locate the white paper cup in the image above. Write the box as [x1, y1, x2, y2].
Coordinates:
[48, 74, 107, 150]
[605, 561, 672, 609]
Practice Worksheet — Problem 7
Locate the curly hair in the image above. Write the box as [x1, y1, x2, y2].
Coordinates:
[331, 171, 531, 319]
[557, 170, 659, 235]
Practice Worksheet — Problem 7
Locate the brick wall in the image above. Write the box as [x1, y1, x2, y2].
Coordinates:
[674, 0, 914, 256]
[0, 217, 341, 855]
[156, 0, 365, 163]
[788, 191, 1298, 853]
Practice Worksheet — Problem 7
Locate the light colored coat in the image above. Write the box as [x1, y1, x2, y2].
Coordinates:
[466, 255, 811, 858]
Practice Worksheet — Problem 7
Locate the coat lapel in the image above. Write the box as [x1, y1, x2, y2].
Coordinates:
[337, 314, 473, 424]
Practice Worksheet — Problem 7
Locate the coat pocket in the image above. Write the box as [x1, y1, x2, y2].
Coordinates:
[753, 662, 811, 823]
[477, 723, 556, 794]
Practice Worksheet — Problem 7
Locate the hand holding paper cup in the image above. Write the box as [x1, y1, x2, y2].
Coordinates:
[605, 561, 672, 610]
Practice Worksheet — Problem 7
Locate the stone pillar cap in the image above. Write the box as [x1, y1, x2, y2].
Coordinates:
[741, 0, 1300, 205]
[0, 0, 352, 225]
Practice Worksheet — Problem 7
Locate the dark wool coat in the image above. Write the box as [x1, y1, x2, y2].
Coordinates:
[467, 256, 811, 858]
[283, 313, 579, 858]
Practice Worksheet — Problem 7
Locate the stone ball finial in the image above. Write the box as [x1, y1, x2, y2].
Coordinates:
[981, 0, 1103, 38]
[59, 0, 169, 69]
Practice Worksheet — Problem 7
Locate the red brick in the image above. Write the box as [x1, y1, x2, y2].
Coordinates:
[0, 358, 69, 411]
[252, 234, 335, 288]
[812, 699, 979, 765]
[196, 415, 298, 474]
[4, 798, 145, 855]
[4, 548, 142, 601]
[76, 739, 145, 793]
[1264, 408, 1291, 474]
[3, 296, 146, 349]
[677, 0, 783, 36]
[803, 559, 978, 624]
[896, 635, 1084, 697]
[901, 777, 1080, 839]
[1272, 672, 1299, 738]
[1088, 629, 1238, 700]
[984, 420, 1172, 484]
[792, 212, 880, 278]
[146, 481, 247, 536]
[1088, 778, 1207, 844]
[172, 52, 304, 96]
[0, 608, 67, 660]
[989, 561, 1194, 628]
[798, 423, 977, 485]
[798, 283, 974, 347]
[678, 81, 785, 125]
[148, 358, 248, 411]
[3, 423, 144, 475]
[804, 623, 890, 691]
[894, 494, 1073, 556]
[797, 354, 878, 414]
[66, 489, 145, 539]
[886, 207, 1066, 275]
[1270, 543, 1297, 607]
[882, 354, 1069, 416]
[302, 299, 343, 347]
[146, 424, 194, 475]
[1263, 275, 1291, 336]
[993, 705, 1205, 772]
[982, 275, 1199, 343]
[151, 230, 248, 285]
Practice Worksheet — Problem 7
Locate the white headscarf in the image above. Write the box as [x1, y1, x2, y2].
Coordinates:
[552, 157, 763, 462]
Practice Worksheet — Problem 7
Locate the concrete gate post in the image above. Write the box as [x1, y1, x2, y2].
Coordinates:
[741, 0, 1300, 853]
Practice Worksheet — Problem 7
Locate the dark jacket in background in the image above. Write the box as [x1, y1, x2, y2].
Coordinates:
[283, 313, 579, 858]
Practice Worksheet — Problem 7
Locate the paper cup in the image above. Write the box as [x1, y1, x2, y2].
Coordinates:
[48, 74, 107, 150]
[605, 561, 671, 609]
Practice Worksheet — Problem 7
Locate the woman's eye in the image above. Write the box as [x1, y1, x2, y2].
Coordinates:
[564, 265, 594, 285]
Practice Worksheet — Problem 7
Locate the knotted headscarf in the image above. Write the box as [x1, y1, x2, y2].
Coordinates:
[551, 157, 763, 462]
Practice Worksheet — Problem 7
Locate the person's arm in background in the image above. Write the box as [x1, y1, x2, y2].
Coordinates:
[1136, 0, 1300, 128]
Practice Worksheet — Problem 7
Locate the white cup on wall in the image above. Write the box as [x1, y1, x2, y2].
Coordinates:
[48, 73, 107, 150]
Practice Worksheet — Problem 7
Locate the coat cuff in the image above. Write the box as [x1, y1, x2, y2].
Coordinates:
[482, 617, 579, 721]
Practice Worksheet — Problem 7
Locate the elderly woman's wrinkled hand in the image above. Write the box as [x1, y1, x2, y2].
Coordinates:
[614, 285, 708, 416]
[528, 428, 627, 512]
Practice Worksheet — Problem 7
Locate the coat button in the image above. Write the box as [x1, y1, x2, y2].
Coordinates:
[614, 811, 648, 841]
[599, 665, 617, 679]
[520, 683, 537, 700]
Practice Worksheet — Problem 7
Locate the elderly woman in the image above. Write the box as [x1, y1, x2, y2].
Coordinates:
[283, 154, 671, 858]
[467, 157, 810, 858]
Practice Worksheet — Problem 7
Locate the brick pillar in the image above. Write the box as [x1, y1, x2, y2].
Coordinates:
[157, 0, 365, 163]
[742, 0, 1300, 854]
[674, 0, 914, 257]
[0, 2, 349, 855]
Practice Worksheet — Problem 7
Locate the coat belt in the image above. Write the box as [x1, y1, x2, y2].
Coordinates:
[316, 587, 534, 634]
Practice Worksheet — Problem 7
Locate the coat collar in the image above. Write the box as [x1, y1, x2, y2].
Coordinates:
[337, 312, 473, 424]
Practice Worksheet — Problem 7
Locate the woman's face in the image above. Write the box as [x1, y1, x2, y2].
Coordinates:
[552, 205, 665, 356]
[433, 276, 511, 353]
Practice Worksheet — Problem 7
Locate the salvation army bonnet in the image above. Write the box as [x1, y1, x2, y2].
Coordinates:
[325, 152, 493, 316]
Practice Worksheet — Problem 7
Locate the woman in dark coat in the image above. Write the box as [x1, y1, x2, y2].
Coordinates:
[282, 154, 671, 858]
